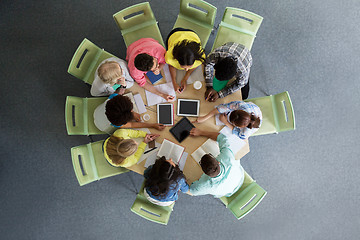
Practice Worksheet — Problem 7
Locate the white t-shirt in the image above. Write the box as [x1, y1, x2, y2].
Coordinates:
[90, 57, 134, 96]
[93, 98, 116, 134]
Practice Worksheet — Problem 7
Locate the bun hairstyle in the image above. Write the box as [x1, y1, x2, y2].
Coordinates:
[106, 136, 138, 165]
[229, 110, 261, 129]
[98, 61, 122, 84]
[145, 156, 185, 199]
[172, 40, 205, 66]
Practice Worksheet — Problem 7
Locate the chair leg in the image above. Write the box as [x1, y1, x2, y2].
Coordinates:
[88, 135, 94, 142]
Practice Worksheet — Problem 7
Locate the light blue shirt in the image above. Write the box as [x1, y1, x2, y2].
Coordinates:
[190, 134, 244, 198]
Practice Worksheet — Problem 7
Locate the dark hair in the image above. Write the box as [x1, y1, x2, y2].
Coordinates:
[200, 154, 220, 177]
[229, 110, 261, 129]
[214, 57, 237, 81]
[105, 95, 134, 126]
[172, 40, 205, 66]
[134, 53, 154, 71]
[145, 156, 185, 199]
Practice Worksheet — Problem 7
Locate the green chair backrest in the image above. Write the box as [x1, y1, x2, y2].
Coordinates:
[174, 0, 216, 47]
[211, 8, 263, 51]
[113, 2, 164, 47]
[131, 182, 174, 225]
[245, 91, 296, 136]
[65, 96, 108, 135]
[71, 140, 129, 186]
[67, 38, 116, 85]
[220, 170, 266, 220]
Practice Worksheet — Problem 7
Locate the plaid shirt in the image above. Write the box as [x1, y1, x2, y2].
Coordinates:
[205, 42, 252, 98]
[216, 101, 262, 139]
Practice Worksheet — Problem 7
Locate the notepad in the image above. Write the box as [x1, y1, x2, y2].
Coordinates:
[146, 71, 163, 84]
[145, 82, 176, 106]
[157, 139, 185, 165]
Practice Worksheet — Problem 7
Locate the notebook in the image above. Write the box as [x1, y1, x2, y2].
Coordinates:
[146, 71, 163, 84]
[157, 139, 185, 164]
[191, 138, 220, 163]
[169, 117, 195, 143]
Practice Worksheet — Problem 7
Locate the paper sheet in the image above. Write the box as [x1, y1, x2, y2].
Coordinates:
[134, 93, 147, 114]
[163, 64, 172, 83]
[144, 153, 158, 168]
[220, 127, 246, 154]
[178, 152, 188, 171]
[145, 82, 176, 106]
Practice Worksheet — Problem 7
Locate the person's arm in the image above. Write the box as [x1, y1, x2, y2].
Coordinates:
[122, 129, 147, 138]
[190, 128, 219, 141]
[179, 67, 196, 92]
[121, 122, 166, 131]
[219, 113, 234, 131]
[168, 64, 181, 93]
[194, 108, 220, 123]
[189, 175, 212, 196]
[218, 74, 248, 98]
[142, 81, 175, 102]
[179, 177, 190, 193]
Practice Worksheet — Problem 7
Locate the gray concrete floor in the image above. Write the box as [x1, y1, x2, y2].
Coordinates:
[1, 0, 359, 239]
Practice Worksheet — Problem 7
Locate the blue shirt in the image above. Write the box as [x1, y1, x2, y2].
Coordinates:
[144, 166, 189, 202]
[189, 134, 244, 198]
[216, 101, 262, 140]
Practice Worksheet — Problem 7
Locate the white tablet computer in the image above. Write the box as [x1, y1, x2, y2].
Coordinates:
[177, 99, 200, 117]
[157, 103, 174, 125]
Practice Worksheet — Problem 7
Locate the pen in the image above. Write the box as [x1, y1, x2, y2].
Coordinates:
[144, 147, 157, 154]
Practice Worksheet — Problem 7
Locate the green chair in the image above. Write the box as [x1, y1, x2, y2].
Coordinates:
[68, 38, 117, 85]
[173, 0, 217, 47]
[71, 140, 129, 186]
[245, 91, 296, 136]
[211, 8, 263, 51]
[220, 170, 267, 220]
[131, 182, 175, 225]
[113, 2, 165, 47]
[65, 96, 108, 135]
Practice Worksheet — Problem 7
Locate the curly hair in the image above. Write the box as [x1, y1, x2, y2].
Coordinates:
[105, 136, 138, 165]
[134, 53, 154, 71]
[172, 40, 205, 66]
[200, 154, 220, 177]
[145, 156, 185, 200]
[229, 110, 260, 129]
[105, 95, 134, 126]
[214, 57, 237, 81]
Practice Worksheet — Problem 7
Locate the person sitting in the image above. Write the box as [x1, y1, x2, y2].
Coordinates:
[204, 42, 252, 102]
[103, 129, 159, 168]
[93, 94, 165, 134]
[165, 28, 205, 93]
[195, 101, 262, 140]
[188, 128, 244, 197]
[126, 38, 174, 102]
[90, 57, 134, 96]
[144, 156, 189, 206]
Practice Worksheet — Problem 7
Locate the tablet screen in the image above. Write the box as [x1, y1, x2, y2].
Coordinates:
[169, 117, 195, 143]
[158, 104, 173, 125]
[178, 99, 199, 116]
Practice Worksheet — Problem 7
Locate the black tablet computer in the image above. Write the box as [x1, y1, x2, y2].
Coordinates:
[169, 117, 195, 143]
[157, 103, 174, 126]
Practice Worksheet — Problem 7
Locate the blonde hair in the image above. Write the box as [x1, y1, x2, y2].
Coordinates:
[98, 61, 122, 84]
[105, 136, 138, 165]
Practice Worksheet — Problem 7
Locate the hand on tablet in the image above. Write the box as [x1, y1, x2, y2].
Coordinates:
[152, 123, 166, 131]
[190, 128, 202, 137]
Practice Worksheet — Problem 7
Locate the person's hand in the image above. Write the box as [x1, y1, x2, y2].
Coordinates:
[173, 82, 183, 94]
[116, 76, 126, 86]
[115, 87, 126, 95]
[132, 112, 141, 122]
[144, 133, 160, 143]
[193, 116, 206, 124]
[162, 94, 175, 102]
[208, 92, 219, 102]
[152, 123, 166, 131]
[219, 113, 227, 124]
[204, 88, 217, 102]
[153, 69, 160, 75]
[180, 79, 187, 92]
[190, 128, 202, 137]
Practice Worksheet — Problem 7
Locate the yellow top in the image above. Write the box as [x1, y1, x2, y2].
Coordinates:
[104, 129, 147, 168]
[165, 31, 205, 70]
